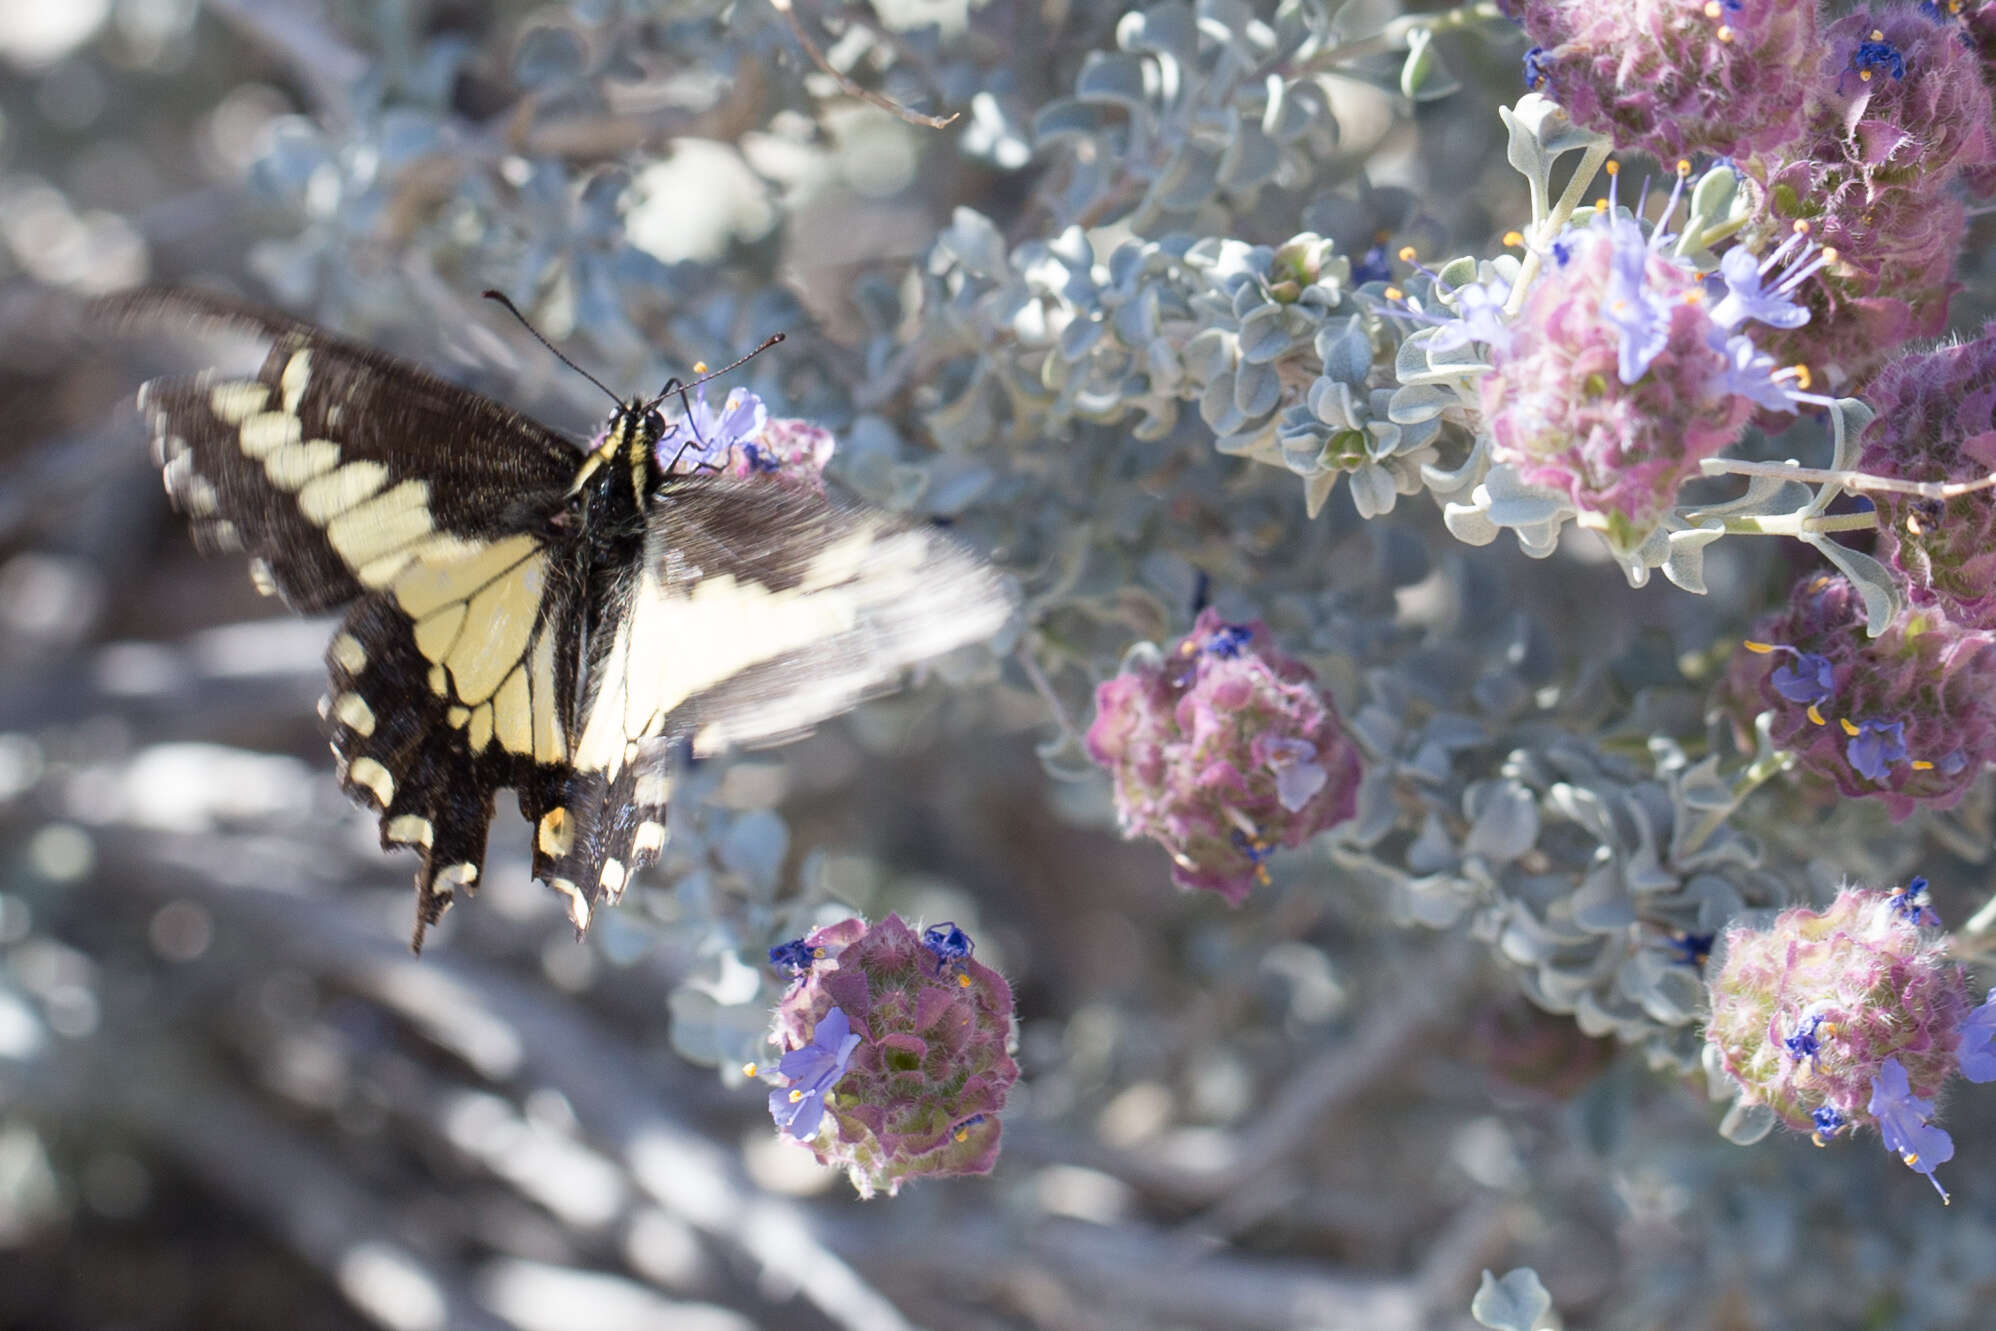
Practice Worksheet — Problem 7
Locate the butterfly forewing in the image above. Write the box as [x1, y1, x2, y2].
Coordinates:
[110, 287, 1013, 950]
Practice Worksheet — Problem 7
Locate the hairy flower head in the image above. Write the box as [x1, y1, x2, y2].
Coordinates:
[1749, 7, 1996, 390]
[763, 914, 1017, 1198]
[1504, 0, 1822, 160]
[1706, 884, 1990, 1198]
[1859, 324, 1996, 626]
[1476, 194, 1823, 550]
[1724, 573, 1996, 817]
[1086, 609, 1362, 902]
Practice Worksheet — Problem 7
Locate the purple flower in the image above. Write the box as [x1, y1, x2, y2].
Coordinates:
[1887, 876, 1941, 927]
[1959, 989, 1996, 1082]
[1812, 1106, 1848, 1143]
[1846, 718, 1910, 782]
[1261, 736, 1328, 812]
[1783, 1013, 1828, 1062]
[1602, 218, 1672, 384]
[663, 385, 768, 474]
[1427, 278, 1513, 356]
[1868, 1057, 1954, 1199]
[768, 1004, 861, 1141]
[921, 921, 974, 973]
[769, 937, 818, 973]
[1762, 645, 1835, 708]
[1708, 243, 1814, 331]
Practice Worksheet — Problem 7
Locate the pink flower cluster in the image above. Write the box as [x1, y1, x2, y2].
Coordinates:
[1725, 573, 1996, 817]
[1506, 0, 1820, 161]
[1861, 324, 1996, 626]
[1085, 609, 1362, 903]
[763, 914, 1017, 1198]
[1478, 214, 1761, 549]
[1751, 6, 1996, 391]
[1705, 884, 1996, 1197]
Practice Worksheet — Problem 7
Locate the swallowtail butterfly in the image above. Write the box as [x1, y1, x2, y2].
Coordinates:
[106, 288, 1012, 950]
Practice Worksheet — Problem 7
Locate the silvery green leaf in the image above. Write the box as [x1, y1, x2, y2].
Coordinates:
[1657, 522, 1728, 594]
[1233, 359, 1281, 416]
[1348, 462, 1398, 518]
[1237, 305, 1295, 363]
[1318, 315, 1374, 384]
[937, 206, 1010, 278]
[1218, 124, 1282, 189]
[1032, 97, 1116, 149]
[1398, 875, 1475, 927]
[1464, 780, 1539, 861]
[1155, 145, 1224, 211]
[1479, 467, 1568, 529]
[1387, 382, 1453, 424]
[1470, 1268, 1555, 1331]
[1074, 51, 1152, 110]
[1398, 26, 1461, 101]
[1719, 1100, 1778, 1145]
[1798, 534, 1900, 636]
[1569, 866, 1637, 931]
[1059, 316, 1106, 360]
[1182, 326, 1236, 383]
[1443, 501, 1504, 546]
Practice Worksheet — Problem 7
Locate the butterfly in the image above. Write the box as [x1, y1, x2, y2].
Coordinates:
[104, 287, 1013, 950]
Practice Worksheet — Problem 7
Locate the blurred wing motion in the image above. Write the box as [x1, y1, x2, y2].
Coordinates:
[104, 287, 1013, 949]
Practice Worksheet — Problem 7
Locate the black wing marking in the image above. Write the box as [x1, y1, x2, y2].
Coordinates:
[113, 287, 580, 612]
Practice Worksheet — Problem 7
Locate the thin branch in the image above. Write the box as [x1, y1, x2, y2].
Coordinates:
[1702, 455, 1996, 502]
[768, 0, 960, 130]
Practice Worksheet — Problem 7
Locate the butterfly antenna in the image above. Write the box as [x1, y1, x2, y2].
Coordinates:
[481, 290, 624, 410]
[642, 333, 786, 412]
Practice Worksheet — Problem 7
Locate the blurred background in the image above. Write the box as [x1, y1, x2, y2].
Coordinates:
[2, 1, 1995, 1328]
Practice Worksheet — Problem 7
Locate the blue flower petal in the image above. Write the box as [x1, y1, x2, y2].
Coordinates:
[1959, 988, 1996, 1083]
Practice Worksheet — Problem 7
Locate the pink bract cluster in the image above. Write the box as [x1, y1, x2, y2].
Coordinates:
[1860, 324, 1996, 627]
[1085, 609, 1362, 903]
[1478, 222, 1757, 549]
[765, 914, 1017, 1199]
[1751, 6, 1996, 391]
[1506, 0, 1820, 161]
[1705, 887, 1975, 1145]
[1725, 573, 1996, 818]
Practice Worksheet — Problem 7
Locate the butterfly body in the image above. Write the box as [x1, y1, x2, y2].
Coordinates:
[110, 289, 1012, 949]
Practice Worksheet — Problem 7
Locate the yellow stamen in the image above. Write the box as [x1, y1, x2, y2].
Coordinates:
[1743, 640, 1776, 654]
[811, 946, 826, 958]
[1717, 25, 1733, 42]
[1807, 704, 1827, 726]
[1682, 289, 1704, 305]
[789, 1089, 804, 1103]
[955, 1128, 970, 1142]
[1812, 1132, 1830, 1148]
[1383, 286, 1404, 302]
[1871, 28, 1885, 39]
[1676, 159, 1691, 177]
[1913, 760, 1935, 771]
[1594, 197, 1610, 211]
[1502, 230, 1524, 247]
[1822, 247, 1838, 264]
[742, 1062, 758, 1078]
[693, 361, 710, 375]
[1398, 245, 1417, 263]
[1703, 0, 1722, 15]
[1839, 717, 1861, 737]
[1604, 160, 1620, 176]
[1859, 69, 1873, 82]
[1792, 219, 1811, 235]
[958, 973, 971, 988]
